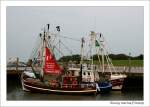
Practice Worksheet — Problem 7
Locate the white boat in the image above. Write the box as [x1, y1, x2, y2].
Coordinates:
[67, 31, 113, 93]
[94, 32, 127, 90]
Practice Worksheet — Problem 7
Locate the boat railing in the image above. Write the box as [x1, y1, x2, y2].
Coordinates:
[61, 83, 96, 88]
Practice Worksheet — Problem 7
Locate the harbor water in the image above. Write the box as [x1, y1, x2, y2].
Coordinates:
[7, 75, 143, 101]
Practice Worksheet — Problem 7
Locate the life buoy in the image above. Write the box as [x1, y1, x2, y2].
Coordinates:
[72, 80, 77, 88]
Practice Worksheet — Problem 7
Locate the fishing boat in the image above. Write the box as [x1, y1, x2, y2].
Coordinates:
[87, 31, 112, 93]
[66, 31, 112, 93]
[111, 74, 127, 90]
[68, 63, 112, 93]
[93, 32, 127, 90]
[21, 24, 96, 95]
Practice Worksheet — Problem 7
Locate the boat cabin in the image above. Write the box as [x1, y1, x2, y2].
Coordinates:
[62, 76, 79, 88]
[68, 63, 95, 83]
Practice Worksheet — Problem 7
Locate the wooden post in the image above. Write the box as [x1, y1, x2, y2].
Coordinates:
[128, 53, 131, 73]
[16, 57, 21, 79]
[16, 57, 19, 72]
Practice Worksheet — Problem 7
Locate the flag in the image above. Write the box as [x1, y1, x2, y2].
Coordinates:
[56, 26, 60, 32]
[47, 24, 50, 30]
[100, 33, 102, 38]
[95, 40, 100, 47]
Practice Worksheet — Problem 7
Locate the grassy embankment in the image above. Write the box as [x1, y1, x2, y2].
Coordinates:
[93, 60, 143, 67]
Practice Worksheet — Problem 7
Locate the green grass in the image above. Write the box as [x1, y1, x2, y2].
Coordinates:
[93, 60, 143, 67]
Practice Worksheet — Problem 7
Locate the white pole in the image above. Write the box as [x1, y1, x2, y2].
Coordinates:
[91, 31, 95, 70]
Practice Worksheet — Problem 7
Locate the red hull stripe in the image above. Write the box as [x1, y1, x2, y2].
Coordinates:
[23, 83, 96, 93]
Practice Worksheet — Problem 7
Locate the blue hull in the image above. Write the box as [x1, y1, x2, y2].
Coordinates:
[96, 82, 112, 93]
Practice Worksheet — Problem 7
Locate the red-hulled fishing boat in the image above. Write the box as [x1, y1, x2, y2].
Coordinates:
[21, 24, 96, 95]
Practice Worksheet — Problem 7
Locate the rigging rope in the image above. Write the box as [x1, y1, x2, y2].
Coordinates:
[60, 40, 73, 55]
[49, 33, 80, 42]
[29, 35, 42, 60]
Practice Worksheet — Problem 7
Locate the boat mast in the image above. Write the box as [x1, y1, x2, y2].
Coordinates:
[80, 37, 84, 83]
[90, 31, 96, 70]
[40, 24, 50, 81]
[101, 42, 104, 73]
[95, 33, 102, 75]
[40, 28, 46, 82]
[98, 33, 105, 73]
[56, 26, 61, 59]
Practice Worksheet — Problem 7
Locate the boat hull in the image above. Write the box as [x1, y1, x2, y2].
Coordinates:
[111, 77, 125, 90]
[21, 73, 96, 95]
[23, 83, 96, 95]
[96, 82, 112, 93]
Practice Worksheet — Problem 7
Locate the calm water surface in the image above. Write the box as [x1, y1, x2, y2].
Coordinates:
[7, 77, 143, 101]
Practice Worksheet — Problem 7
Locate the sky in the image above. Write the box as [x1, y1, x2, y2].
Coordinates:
[7, 6, 144, 61]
